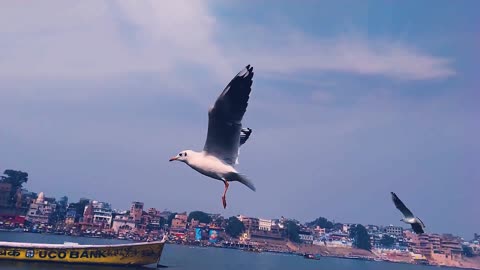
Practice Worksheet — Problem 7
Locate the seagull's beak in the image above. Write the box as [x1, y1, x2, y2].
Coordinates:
[169, 156, 178, 162]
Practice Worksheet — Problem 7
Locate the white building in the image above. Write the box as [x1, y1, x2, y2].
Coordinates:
[112, 214, 136, 233]
[299, 233, 314, 243]
[26, 192, 56, 224]
[314, 239, 352, 247]
[91, 201, 113, 227]
[259, 218, 273, 231]
[342, 223, 355, 233]
[385, 225, 403, 237]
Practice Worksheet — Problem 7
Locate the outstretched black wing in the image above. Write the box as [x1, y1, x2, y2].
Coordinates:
[411, 222, 425, 234]
[391, 192, 414, 218]
[203, 65, 254, 165]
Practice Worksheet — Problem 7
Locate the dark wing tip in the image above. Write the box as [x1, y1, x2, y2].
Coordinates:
[412, 223, 425, 234]
[242, 127, 252, 134]
[240, 128, 253, 146]
[236, 65, 253, 79]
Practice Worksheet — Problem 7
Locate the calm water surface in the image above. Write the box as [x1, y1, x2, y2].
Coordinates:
[0, 232, 456, 270]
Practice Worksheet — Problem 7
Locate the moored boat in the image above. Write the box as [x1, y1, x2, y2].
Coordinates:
[304, 253, 321, 260]
[0, 238, 165, 266]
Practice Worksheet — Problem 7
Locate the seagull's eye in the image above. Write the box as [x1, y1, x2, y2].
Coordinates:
[179, 153, 183, 157]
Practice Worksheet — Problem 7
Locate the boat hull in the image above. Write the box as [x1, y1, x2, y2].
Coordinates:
[0, 240, 165, 266]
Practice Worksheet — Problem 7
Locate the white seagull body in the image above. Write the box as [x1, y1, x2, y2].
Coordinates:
[169, 65, 256, 208]
[391, 192, 426, 234]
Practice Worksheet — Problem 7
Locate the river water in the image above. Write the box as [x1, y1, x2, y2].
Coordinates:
[0, 232, 457, 270]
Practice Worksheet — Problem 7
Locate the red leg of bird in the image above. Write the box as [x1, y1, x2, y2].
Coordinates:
[222, 180, 229, 209]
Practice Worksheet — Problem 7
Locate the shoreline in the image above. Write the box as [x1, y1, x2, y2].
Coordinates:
[156, 238, 480, 270]
[171, 242, 479, 270]
[1, 231, 478, 270]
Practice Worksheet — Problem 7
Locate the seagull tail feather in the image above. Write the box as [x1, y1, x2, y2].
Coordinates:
[228, 172, 256, 192]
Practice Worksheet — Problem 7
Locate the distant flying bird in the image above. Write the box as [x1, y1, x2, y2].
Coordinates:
[391, 192, 426, 234]
[169, 65, 256, 209]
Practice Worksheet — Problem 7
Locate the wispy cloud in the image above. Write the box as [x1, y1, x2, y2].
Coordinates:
[226, 29, 455, 80]
[0, 1, 232, 85]
[0, 0, 455, 93]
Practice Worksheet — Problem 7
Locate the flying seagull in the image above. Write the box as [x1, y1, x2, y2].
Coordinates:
[169, 65, 256, 209]
[391, 192, 425, 234]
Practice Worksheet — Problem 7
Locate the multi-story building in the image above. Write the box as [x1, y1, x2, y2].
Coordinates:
[91, 201, 113, 227]
[82, 202, 94, 224]
[112, 214, 136, 233]
[416, 234, 432, 257]
[64, 198, 90, 225]
[144, 208, 162, 230]
[237, 215, 259, 232]
[385, 225, 403, 237]
[440, 234, 463, 259]
[406, 232, 463, 259]
[65, 208, 76, 225]
[429, 234, 441, 253]
[259, 218, 272, 231]
[149, 216, 162, 230]
[130, 201, 144, 222]
[249, 219, 283, 241]
[299, 231, 314, 244]
[370, 232, 382, 248]
[171, 218, 186, 232]
[0, 183, 12, 207]
[170, 212, 188, 233]
[26, 192, 56, 224]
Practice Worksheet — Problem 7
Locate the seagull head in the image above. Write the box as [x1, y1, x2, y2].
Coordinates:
[169, 150, 192, 163]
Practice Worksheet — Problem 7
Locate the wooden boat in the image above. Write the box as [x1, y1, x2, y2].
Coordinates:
[304, 253, 321, 260]
[0, 239, 165, 266]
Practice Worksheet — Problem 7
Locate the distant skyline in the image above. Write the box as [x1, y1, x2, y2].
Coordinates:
[0, 1, 478, 238]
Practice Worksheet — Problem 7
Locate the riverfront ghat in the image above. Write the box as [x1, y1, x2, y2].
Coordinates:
[0, 185, 478, 269]
[1, 231, 476, 270]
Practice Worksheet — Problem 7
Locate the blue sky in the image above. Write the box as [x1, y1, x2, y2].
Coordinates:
[0, 1, 478, 238]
